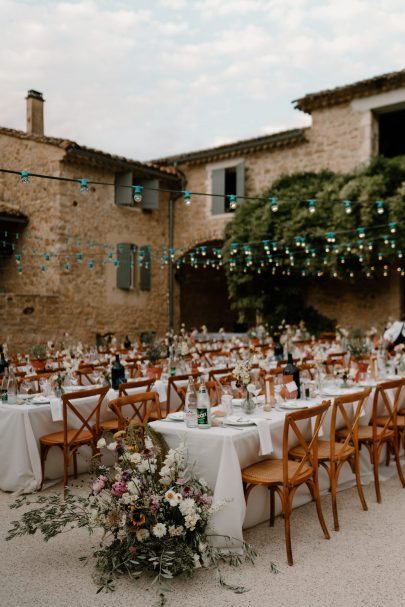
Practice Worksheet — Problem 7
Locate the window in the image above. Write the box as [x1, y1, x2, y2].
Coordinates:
[116, 243, 136, 290]
[115, 172, 160, 211]
[139, 245, 151, 291]
[378, 109, 405, 158]
[211, 161, 245, 215]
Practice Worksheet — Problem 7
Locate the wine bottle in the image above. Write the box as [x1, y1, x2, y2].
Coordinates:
[111, 354, 126, 390]
[0, 347, 8, 375]
[123, 335, 131, 349]
[283, 353, 301, 398]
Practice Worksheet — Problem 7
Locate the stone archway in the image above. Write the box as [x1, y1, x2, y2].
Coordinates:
[175, 239, 242, 332]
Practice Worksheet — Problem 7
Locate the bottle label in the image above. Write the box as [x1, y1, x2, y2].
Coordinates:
[1, 389, 8, 402]
[197, 407, 208, 426]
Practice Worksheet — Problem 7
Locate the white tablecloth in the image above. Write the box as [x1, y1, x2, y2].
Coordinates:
[150, 383, 404, 546]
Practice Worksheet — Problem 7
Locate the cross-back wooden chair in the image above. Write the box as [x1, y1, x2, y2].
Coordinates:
[98, 379, 156, 433]
[109, 391, 161, 430]
[242, 401, 331, 566]
[336, 379, 405, 503]
[290, 388, 371, 531]
[18, 371, 55, 393]
[75, 366, 96, 386]
[39, 386, 109, 489]
[208, 367, 235, 382]
[166, 372, 201, 416]
[297, 363, 315, 380]
[124, 362, 142, 379]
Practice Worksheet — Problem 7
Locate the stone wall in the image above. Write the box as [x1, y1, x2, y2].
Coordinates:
[0, 134, 172, 351]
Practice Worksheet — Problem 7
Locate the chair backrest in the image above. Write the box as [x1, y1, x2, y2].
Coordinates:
[18, 371, 55, 393]
[62, 386, 109, 446]
[329, 387, 372, 459]
[297, 363, 315, 380]
[109, 391, 161, 429]
[208, 367, 234, 382]
[75, 366, 96, 386]
[283, 400, 331, 486]
[177, 379, 220, 407]
[124, 362, 141, 379]
[118, 378, 154, 397]
[371, 378, 405, 438]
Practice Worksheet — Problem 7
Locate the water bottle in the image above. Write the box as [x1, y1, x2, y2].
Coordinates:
[7, 369, 18, 404]
[197, 378, 211, 429]
[1, 368, 9, 402]
[185, 376, 198, 428]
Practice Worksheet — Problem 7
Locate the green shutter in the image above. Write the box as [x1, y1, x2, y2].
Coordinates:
[116, 243, 133, 289]
[236, 161, 245, 198]
[211, 168, 225, 214]
[115, 171, 133, 206]
[139, 245, 151, 291]
[141, 179, 159, 210]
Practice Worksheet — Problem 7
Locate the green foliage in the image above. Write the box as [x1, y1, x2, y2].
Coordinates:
[223, 156, 405, 330]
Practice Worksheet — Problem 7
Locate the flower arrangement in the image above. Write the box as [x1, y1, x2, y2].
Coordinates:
[347, 329, 372, 359]
[233, 359, 252, 387]
[7, 426, 257, 602]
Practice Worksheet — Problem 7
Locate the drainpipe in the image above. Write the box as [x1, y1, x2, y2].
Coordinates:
[168, 164, 187, 332]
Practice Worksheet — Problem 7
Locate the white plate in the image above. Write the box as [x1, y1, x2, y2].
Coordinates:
[224, 415, 256, 426]
[167, 412, 185, 422]
[279, 401, 309, 410]
[29, 396, 51, 404]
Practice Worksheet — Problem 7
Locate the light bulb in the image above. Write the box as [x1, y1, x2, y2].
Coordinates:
[133, 185, 143, 203]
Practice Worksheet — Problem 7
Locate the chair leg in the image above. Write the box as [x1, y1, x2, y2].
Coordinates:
[354, 452, 368, 512]
[330, 462, 339, 532]
[269, 487, 275, 527]
[372, 444, 382, 504]
[283, 491, 293, 566]
[307, 479, 330, 540]
[40, 444, 49, 490]
[392, 436, 405, 488]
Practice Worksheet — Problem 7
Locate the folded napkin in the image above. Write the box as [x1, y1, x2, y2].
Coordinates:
[50, 397, 63, 422]
[251, 418, 273, 456]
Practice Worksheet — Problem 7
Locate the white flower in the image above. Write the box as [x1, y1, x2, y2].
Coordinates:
[159, 465, 172, 477]
[137, 460, 149, 474]
[246, 383, 256, 394]
[136, 528, 150, 542]
[129, 452, 141, 464]
[152, 523, 167, 538]
[107, 441, 117, 451]
[97, 437, 106, 449]
[174, 493, 183, 504]
[184, 513, 200, 530]
[160, 476, 171, 487]
[168, 525, 184, 537]
[164, 489, 178, 507]
[193, 554, 201, 568]
[179, 498, 196, 516]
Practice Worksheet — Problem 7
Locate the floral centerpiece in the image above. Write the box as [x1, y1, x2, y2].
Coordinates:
[7, 426, 258, 604]
[233, 359, 257, 414]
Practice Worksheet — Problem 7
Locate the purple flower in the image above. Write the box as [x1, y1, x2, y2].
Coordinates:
[149, 495, 160, 511]
[182, 486, 193, 497]
[111, 481, 128, 497]
[198, 494, 212, 505]
[122, 469, 132, 482]
[92, 475, 108, 494]
[141, 447, 156, 459]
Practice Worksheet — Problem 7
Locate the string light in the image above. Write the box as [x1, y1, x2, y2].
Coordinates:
[20, 170, 30, 184]
[228, 194, 237, 210]
[343, 199, 352, 214]
[132, 185, 143, 203]
[389, 222, 397, 233]
[79, 179, 89, 194]
[183, 191, 191, 205]
[376, 200, 384, 214]
[358, 227, 366, 239]
[307, 199, 316, 213]
[269, 197, 279, 212]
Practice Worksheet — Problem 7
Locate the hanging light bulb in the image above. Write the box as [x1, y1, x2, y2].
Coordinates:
[183, 191, 191, 205]
[20, 170, 30, 184]
[228, 194, 237, 210]
[79, 179, 89, 194]
[376, 200, 384, 214]
[307, 199, 316, 213]
[357, 227, 365, 239]
[132, 185, 144, 203]
[389, 222, 397, 233]
[269, 197, 278, 212]
[343, 199, 352, 214]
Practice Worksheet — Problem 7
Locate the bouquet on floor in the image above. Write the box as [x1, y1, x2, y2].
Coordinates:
[6, 425, 257, 603]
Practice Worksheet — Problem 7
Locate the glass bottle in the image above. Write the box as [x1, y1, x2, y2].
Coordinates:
[197, 378, 211, 428]
[1, 368, 9, 402]
[185, 376, 198, 428]
[7, 369, 18, 404]
[111, 354, 126, 390]
[123, 335, 131, 349]
[283, 353, 301, 398]
[0, 347, 9, 374]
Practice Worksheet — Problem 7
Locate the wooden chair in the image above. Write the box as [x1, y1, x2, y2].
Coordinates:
[297, 363, 315, 380]
[242, 401, 331, 566]
[290, 388, 371, 531]
[18, 371, 54, 394]
[39, 386, 109, 489]
[177, 379, 220, 407]
[166, 372, 201, 416]
[109, 391, 161, 430]
[337, 379, 405, 503]
[208, 367, 235, 382]
[118, 378, 155, 397]
[75, 366, 96, 386]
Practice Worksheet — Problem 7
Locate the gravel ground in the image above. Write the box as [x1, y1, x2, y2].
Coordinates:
[1, 472, 405, 607]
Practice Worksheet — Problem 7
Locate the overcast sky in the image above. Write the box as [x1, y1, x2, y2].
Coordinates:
[0, 0, 404, 161]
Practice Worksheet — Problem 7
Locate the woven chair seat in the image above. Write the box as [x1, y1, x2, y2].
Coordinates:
[242, 458, 312, 486]
[336, 426, 394, 441]
[40, 429, 93, 446]
[376, 415, 405, 428]
[290, 439, 354, 461]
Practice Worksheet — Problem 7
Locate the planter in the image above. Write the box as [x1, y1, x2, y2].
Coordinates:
[147, 366, 163, 380]
[30, 358, 46, 372]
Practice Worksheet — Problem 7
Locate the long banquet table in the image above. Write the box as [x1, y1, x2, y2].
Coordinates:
[150, 381, 405, 547]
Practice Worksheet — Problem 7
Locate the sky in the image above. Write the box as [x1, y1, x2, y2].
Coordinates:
[0, 0, 404, 161]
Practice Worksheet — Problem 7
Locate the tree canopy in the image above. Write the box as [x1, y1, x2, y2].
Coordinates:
[222, 155, 405, 332]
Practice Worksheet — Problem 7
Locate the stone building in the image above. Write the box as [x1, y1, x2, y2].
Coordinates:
[156, 69, 405, 331]
[0, 91, 182, 349]
[1, 69, 405, 349]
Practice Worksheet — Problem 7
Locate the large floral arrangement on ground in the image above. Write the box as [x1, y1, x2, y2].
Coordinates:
[7, 425, 256, 600]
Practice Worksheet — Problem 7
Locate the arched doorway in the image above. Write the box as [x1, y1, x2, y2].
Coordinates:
[175, 239, 242, 331]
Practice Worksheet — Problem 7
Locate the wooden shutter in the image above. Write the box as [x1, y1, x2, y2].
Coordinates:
[116, 243, 133, 289]
[115, 171, 133, 206]
[236, 161, 245, 198]
[141, 179, 159, 210]
[211, 168, 225, 214]
[139, 245, 151, 291]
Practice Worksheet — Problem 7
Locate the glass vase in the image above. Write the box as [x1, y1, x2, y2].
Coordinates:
[242, 391, 256, 415]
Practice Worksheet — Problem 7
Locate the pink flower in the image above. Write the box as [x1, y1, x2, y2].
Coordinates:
[92, 475, 107, 494]
[176, 477, 186, 485]
[111, 481, 128, 497]
[128, 546, 137, 554]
